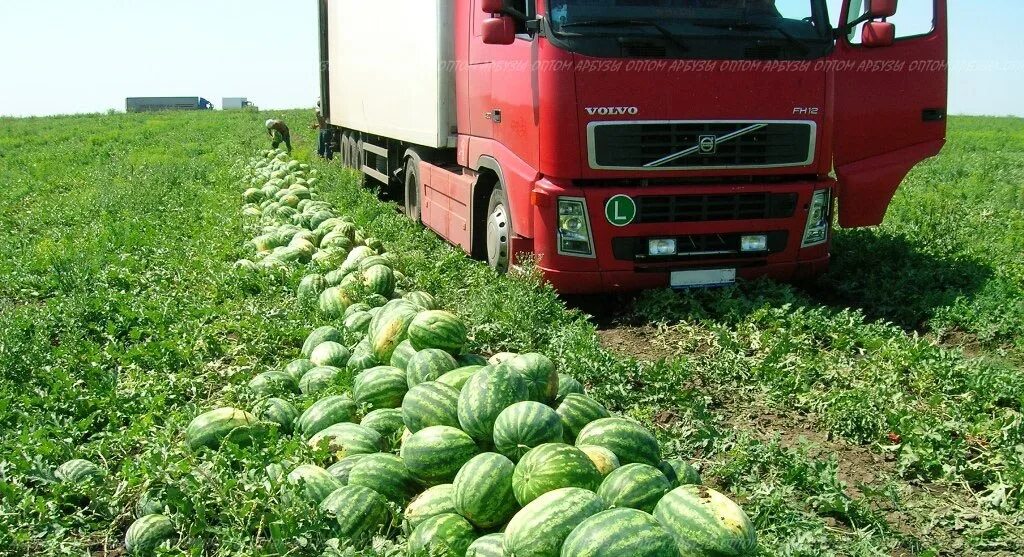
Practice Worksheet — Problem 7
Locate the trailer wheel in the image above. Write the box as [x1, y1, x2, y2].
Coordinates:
[486, 188, 512, 273]
[404, 152, 422, 223]
[355, 138, 365, 171]
[340, 133, 353, 168]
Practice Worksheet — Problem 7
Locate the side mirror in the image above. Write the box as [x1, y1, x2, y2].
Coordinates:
[481, 0, 505, 13]
[862, 21, 895, 47]
[868, 0, 898, 19]
[482, 17, 516, 45]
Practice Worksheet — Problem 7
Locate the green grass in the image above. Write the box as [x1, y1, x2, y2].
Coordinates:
[1, 111, 1021, 556]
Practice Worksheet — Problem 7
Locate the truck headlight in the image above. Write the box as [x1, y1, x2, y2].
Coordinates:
[557, 197, 594, 257]
[802, 189, 831, 247]
[648, 239, 677, 256]
[740, 234, 768, 252]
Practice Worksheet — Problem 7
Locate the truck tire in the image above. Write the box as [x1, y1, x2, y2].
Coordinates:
[340, 133, 353, 168]
[486, 188, 512, 273]
[404, 152, 422, 223]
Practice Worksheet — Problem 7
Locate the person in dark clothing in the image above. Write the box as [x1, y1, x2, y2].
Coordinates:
[312, 100, 333, 160]
[266, 119, 292, 152]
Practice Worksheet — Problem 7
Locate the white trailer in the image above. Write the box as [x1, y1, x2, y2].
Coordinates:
[222, 97, 252, 110]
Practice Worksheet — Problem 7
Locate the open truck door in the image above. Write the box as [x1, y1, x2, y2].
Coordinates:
[832, 0, 948, 227]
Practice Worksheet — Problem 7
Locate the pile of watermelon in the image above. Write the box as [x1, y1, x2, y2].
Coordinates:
[166, 149, 759, 557]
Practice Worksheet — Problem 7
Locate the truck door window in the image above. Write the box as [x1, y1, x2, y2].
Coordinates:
[847, 0, 935, 44]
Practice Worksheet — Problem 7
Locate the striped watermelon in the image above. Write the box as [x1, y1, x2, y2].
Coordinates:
[402, 381, 461, 433]
[368, 301, 418, 362]
[575, 418, 661, 466]
[555, 374, 584, 405]
[406, 349, 459, 388]
[653, 485, 757, 556]
[186, 407, 258, 450]
[458, 365, 529, 444]
[453, 453, 519, 529]
[579, 445, 621, 477]
[503, 487, 606, 557]
[283, 358, 315, 383]
[298, 365, 343, 395]
[404, 483, 457, 534]
[320, 286, 357, 317]
[408, 513, 478, 557]
[403, 290, 438, 310]
[493, 402, 564, 462]
[307, 423, 383, 459]
[310, 341, 351, 368]
[287, 464, 344, 504]
[324, 268, 349, 287]
[512, 443, 602, 506]
[401, 425, 479, 486]
[408, 310, 467, 353]
[54, 459, 104, 483]
[362, 264, 396, 297]
[359, 408, 405, 447]
[659, 459, 702, 487]
[344, 311, 373, 336]
[345, 302, 372, 319]
[302, 326, 343, 357]
[506, 353, 558, 404]
[319, 485, 391, 542]
[326, 453, 371, 485]
[297, 274, 327, 303]
[556, 394, 610, 443]
[297, 395, 358, 439]
[347, 453, 418, 504]
[437, 365, 482, 390]
[560, 508, 678, 557]
[125, 514, 175, 554]
[596, 463, 672, 514]
[136, 489, 171, 517]
[457, 353, 490, 367]
[252, 398, 299, 433]
[248, 370, 296, 396]
[347, 341, 380, 372]
[489, 352, 519, 365]
[467, 533, 505, 557]
[389, 339, 417, 370]
[353, 366, 408, 409]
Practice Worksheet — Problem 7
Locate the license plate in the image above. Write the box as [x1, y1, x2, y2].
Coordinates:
[670, 269, 737, 289]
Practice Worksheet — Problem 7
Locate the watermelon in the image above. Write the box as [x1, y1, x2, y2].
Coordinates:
[307, 423, 383, 459]
[407, 513, 478, 557]
[506, 353, 558, 404]
[344, 311, 373, 336]
[297, 274, 327, 303]
[310, 341, 350, 368]
[347, 453, 418, 504]
[575, 418, 661, 467]
[357, 255, 390, 272]
[302, 326, 343, 357]
[489, 352, 519, 365]
[326, 453, 371, 485]
[401, 425, 479, 486]
[503, 487, 606, 557]
[353, 366, 408, 409]
[287, 464, 344, 504]
[402, 381, 461, 433]
[653, 486, 757, 556]
[324, 267, 349, 286]
[555, 374, 584, 405]
[364, 293, 389, 308]
[136, 489, 171, 517]
[297, 395, 358, 439]
[298, 366, 343, 395]
[283, 358, 315, 383]
[579, 445, 621, 477]
[407, 349, 460, 388]
[458, 365, 529, 443]
[408, 310, 467, 353]
[125, 514, 175, 554]
[659, 459, 702, 487]
[320, 287, 357, 318]
[369, 304, 418, 362]
[345, 302, 372, 319]
[437, 365, 482, 390]
[493, 401, 564, 462]
[597, 463, 672, 514]
[404, 484, 457, 534]
[560, 508, 678, 557]
[457, 353, 489, 367]
[363, 264, 396, 297]
[319, 485, 391, 542]
[453, 453, 519, 529]
[347, 341, 380, 372]
[248, 370, 296, 396]
[359, 408, 405, 444]
[389, 339, 417, 370]
[243, 188, 264, 203]
[54, 459, 103, 483]
[186, 407, 258, 450]
[403, 290, 438, 310]
[512, 443, 602, 506]
[556, 394, 610, 443]
[252, 398, 299, 433]
[466, 534, 505, 557]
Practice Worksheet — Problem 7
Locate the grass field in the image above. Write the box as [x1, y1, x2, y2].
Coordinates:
[0, 110, 1021, 556]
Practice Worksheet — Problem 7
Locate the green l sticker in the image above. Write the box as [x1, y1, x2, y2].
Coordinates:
[605, 195, 637, 227]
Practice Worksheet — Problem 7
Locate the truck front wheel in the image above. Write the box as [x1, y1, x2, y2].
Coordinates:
[486, 189, 512, 273]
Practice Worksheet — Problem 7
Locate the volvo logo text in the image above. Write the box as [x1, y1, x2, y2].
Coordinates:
[698, 135, 717, 154]
[585, 106, 639, 116]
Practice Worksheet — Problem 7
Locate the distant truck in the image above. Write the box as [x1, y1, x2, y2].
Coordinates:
[125, 97, 214, 113]
[223, 97, 256, 110]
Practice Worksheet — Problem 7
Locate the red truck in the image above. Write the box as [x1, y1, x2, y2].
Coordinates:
[318, 0, 947, 293]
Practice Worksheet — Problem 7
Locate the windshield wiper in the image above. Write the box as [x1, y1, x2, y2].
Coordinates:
[691, 20, 810, 55]
[557, 19, 689, 52]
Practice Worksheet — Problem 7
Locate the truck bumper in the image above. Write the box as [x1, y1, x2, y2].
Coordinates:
[528, 177, 834, 294]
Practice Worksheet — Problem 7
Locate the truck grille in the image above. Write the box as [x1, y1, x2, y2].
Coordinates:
[635, 192, 798, 224]
[589, 121, 815, 170]
[612, 231, 789, 262]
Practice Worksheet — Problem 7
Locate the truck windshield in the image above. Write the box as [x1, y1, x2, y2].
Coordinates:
[548, 0, 832, 59]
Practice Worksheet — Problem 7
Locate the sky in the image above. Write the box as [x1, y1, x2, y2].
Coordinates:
[0, 1, 1021, 117]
